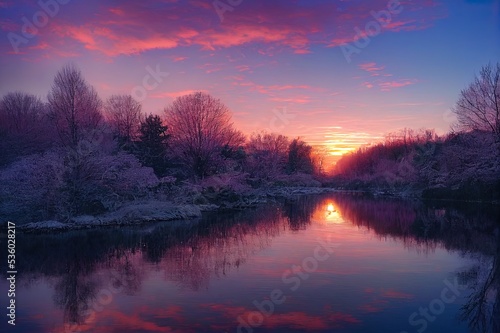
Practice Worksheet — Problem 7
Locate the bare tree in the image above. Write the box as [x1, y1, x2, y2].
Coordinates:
[48, 64, 102, 149]
[246, 132, 289, 179]
[287, 138, 314, 174]
[164, 92, 245, 178]
[104, 94, 142, 143]
[0, 92, 45, 133]
[453, 63, 500, 143]
[0, 92, 52, 165]
[46, 65, 104, 214]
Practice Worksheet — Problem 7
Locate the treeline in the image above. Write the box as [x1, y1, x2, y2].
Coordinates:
[331, 128, 500, 200]
[0, 64, 321, 222]
[330, 63, 500, 201]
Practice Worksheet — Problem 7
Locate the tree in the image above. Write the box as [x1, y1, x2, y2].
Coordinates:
[137, 114, 170, 175]
[453, 63, 500, 143]
[164, 92, 245, 178]
[0, 92, 45, 133]
[104, 94, 142, 145]
[246, 132, 289, 179]
[0, 92, 52, 165]
[287, 138, 314, 174]
[48, 64, 103, 149]
[47, 64, 104, 214]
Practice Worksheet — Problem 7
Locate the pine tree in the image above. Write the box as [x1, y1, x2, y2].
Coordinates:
[137, 114, 170, 176]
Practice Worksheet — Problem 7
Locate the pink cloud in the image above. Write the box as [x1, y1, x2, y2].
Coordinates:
[269, 96, 311, 104]
[233, 80, 318, 95]
[202, 303, 360, 331]
[11, 0, 445, 58]
[379, 79, 418, 91]
[172, 56, 187, 62]
[150, 89, 207, 99]
[294, 48, 312, 54]
[357, 63, 418, 91]
[198, 62, 223, 74]
[52, 24, 187, 56]
[381, 289, 415, 299]
[359, 62, 385, 75]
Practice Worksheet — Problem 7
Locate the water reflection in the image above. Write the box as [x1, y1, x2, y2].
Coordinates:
[2, 194, 499, 332]
[332, 195, 499, 333]
[458, 230, 499, 333]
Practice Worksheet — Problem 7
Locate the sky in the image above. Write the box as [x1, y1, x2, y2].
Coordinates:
[0, 0, 499, 165]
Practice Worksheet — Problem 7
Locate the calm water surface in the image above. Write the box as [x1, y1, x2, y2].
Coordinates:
[1, 194, 499, 333]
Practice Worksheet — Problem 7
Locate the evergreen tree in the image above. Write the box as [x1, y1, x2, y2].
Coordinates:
[137, 114, 170, 175]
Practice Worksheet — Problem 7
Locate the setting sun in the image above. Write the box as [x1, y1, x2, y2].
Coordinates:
[327, 203, 335, 213]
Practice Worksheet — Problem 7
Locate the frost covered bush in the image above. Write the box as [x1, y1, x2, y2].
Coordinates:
[273, 173, 321, 187]
[0, 146, 160, 222]
[0, 151, 65, 223]
[91, 152, 159, 205]
[200, 173, 250, 194]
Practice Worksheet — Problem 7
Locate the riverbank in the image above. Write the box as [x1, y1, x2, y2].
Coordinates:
[12, 183, 499, 233]
[17, 202, 202, 233]
[14, 186, 338, 233]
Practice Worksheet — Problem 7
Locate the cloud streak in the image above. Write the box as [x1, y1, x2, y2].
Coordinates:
[0, 0, 447, 58]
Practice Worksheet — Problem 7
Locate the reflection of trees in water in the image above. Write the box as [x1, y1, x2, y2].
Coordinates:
[145, 206, 287, 290]
[52, 259, 98, 325]
[9, 194, 498, 331]
[51, 250, 144, 327]
[331, 194, 498, 254]
[330, 194, 499, 333]
[10, 200, 318, 327]
[282, 195, 322, 231]
[458, 230, 499, 333]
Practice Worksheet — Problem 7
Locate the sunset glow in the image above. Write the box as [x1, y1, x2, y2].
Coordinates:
[1, 0, 498, 168]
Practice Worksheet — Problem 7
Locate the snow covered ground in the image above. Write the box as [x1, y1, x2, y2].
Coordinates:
[16, 187, 339, 232]
[18, 202, 201, 232]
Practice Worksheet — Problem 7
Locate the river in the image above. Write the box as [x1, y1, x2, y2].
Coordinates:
[1, 193, 498, 333]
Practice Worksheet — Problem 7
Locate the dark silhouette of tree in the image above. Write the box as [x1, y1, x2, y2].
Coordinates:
[164, 92, 245, 178]
[453, 63, 500, 143]
[47, 65, 103, 215]
[220, 144, 247, 172]
[457, 224, 500, 333]
[137, 114, 170, 175]
[246, 132, 289, 179]
[0, 92, 52, 166]
[104, 94, 142, 146]
[47, 64, 102, 149]
[287, 138, 314, 174]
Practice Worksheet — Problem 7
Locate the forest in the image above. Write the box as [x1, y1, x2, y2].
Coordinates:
[0, 63, 499, 224]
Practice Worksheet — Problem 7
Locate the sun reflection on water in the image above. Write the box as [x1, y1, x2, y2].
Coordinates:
[311, 201, 344, 225]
